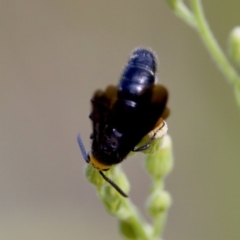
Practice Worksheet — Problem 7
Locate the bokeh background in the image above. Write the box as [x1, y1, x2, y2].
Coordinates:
[1, 1, 240, 240]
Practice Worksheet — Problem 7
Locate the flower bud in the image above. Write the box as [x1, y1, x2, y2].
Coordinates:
[84, 164, 105, 186]
[145, 135, 173, 179]
[119, 217, 149, 240]
[229, 27, 240, 64]
[99, 184, 123, 212]
[147, 190, 172, 217]
[113, 167, 131, 195]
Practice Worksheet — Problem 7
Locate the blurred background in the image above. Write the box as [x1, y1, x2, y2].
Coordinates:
[1, 0, 240, 239]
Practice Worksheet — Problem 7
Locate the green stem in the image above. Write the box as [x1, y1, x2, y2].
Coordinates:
[152, 213, 167, 239]
[191, 0, 240, 87]
[166, 0, 240, 88]
[121, 200, 151, 240]
[174, 1, 197, 28]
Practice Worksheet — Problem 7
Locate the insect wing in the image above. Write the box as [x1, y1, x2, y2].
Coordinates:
[148, 84, 168, 124]
[133, 84, 168, 140]
[90, 85, 118, 143]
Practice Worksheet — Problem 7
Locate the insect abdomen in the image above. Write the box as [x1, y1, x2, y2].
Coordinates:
[118, 48, 157, 101]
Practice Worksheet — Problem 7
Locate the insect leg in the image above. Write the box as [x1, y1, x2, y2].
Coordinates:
[132, 121, 166, 152]
[132, 131, 157, 152]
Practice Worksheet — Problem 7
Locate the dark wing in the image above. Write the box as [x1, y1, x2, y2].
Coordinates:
[148, 84, 169, 124]
[130, 84, 168, 139]
[89, 85, 118, 143]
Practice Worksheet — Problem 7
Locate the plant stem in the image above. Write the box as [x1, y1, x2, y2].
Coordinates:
[120, 199, 151, 240]
[167, 0, 240, 88]
[152, 213, 167, 239]
[191, 0, 240, 87]
[175, 1, 197, 28]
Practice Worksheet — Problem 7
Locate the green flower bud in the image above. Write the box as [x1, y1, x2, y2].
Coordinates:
[113, 167, 131, 194]
[119, 217, 139, 240]
[84, 164, 105, 186]
[115, 203, 133, 219]
[229, 26, 240, 64]
[145, 135, 173, 179]
[96, 166, 131, 216]
[99, 184, 123, 212]
[147, 190, 172, 217]
[119, 217, 149, 240]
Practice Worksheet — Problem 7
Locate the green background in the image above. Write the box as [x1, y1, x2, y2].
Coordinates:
[1, 1, 240, 239]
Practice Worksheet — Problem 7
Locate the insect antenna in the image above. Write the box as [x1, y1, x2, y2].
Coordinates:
[77, 134, 89, 163]
[99, 171, 128, 198]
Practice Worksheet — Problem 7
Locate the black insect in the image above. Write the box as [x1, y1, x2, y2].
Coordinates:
[77, 48, 169, 197]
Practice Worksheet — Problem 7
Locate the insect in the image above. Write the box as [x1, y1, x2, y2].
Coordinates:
[77, 48, 169, 197]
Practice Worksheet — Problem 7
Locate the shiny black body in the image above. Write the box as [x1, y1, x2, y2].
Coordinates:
[90, 48, 168, 167]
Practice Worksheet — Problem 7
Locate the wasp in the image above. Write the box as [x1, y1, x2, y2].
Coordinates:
[77, 48, 169, 197]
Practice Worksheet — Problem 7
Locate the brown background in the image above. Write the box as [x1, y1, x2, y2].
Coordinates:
[1, 1, 240, 239]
